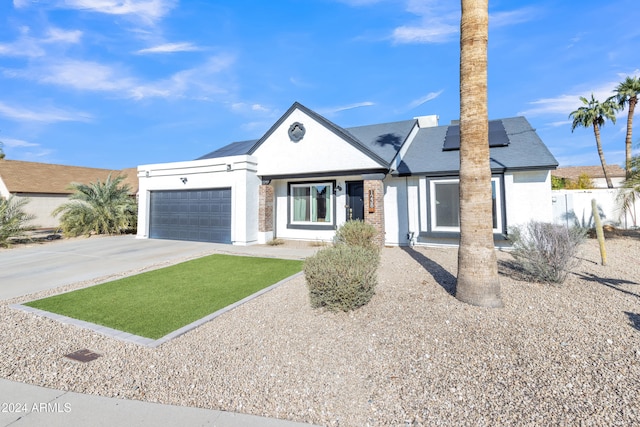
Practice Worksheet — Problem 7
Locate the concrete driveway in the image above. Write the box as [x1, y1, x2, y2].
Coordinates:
[0, 236, 317, 301]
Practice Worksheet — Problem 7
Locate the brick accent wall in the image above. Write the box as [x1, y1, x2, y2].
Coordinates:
[258, 184, 274, 233]
[363, 179, 385, 247]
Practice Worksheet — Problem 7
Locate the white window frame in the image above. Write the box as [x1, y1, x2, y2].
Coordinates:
[429, 177, 503, 233]
[289, 182, 334, 226]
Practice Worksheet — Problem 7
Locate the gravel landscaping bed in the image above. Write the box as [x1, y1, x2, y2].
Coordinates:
[1, 236, 639, 426]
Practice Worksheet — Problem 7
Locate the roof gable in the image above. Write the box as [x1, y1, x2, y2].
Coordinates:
[251, 102, 392, 166]
[0, 160, 138, 195]
[197, 103, 419, 177]
[249, 102, 398, 177]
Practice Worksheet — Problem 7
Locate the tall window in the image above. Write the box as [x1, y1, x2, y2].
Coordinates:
[290, 182, 333, 224]
[430, 178, 502, 232]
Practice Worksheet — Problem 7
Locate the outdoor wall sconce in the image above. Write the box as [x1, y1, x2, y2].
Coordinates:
[180, 177, 188, 184]
[226, 164, 232, 172]
[335, 184, 342, 192]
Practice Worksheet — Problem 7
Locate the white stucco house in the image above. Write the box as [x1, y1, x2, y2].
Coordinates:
[136, 102, 558, 246]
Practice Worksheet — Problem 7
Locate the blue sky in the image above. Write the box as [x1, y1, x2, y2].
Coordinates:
[0, 0, 638, 170]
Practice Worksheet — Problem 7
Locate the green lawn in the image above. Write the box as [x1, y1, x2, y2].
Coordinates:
[25, 254, 303, 339]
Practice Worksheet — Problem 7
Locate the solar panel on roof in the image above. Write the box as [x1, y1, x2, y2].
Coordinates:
[442, 120, 509, 151]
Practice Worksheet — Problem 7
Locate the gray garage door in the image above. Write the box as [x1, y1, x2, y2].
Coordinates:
[149, 188, 232, 243]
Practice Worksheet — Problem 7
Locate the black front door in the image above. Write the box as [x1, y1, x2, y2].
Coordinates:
[346, 181, 364, 221]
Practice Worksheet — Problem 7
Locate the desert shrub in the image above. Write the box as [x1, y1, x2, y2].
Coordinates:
[0, 196, 36, 247]
[266, 238, 284, 246]
[54, 174, 136, 237]
[508, 221, 586, 284]
[334, 219, 378, 250]
[304, 245, 380, 312]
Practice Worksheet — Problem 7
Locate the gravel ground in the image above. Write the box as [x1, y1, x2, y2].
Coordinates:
[1, 236, 639, 426]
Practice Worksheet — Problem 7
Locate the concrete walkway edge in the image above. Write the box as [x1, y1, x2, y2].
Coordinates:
[0, 378, 318, 427]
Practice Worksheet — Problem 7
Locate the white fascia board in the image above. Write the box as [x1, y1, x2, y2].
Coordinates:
[389, 122, 420, 173]
[138, 155, 258, 178]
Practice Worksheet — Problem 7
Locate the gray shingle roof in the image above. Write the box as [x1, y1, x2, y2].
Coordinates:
[197, 139, 257, 160]
[394, 116, 558, 176]
[345, 119, 417, 164]
[195, 105, 557, 177]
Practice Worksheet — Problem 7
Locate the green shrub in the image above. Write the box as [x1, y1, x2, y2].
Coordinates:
[334, 219, 378, 250]
[54, 174, 136, 237]
[304, 245, 380, 312]
[508, 221, 586, 284]
[0, 196, 36, 247]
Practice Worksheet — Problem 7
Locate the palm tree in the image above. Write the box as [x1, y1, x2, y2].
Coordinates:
[0, 196, 35, 247]
[455, 0, 502, 308]
[614, 76, 640, 178]
[569, 94, 619, 189]
[53, 173, 137, 236]
[617, 154, 640, 227]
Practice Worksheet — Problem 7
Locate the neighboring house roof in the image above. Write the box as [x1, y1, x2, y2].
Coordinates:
[0, 160, 138, 195]
[395, 116, 558, 176]
[552, 165, 626, 181]
[195, 103, 557, 177]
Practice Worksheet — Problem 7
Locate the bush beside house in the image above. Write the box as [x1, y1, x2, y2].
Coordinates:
[305, 221, 380, 312]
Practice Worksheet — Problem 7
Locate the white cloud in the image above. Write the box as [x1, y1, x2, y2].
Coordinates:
[38, 59, 135, 92]
[0, 100, 92, 123]
[392, 23, 457, 44]
[391, 3, 538, 45]
[14, 0, 176, 24]
[4, 49, 236, 101]
[517, 73, 638, 118]
[44, 27, 83, 44]
[518, 81, 618, 117]
[289, 77, 313, 88]
[489, 7, 537, 28]
[0, 26, 82, 58]
[391, 1, 457, 45]
[319, 102, 376, 115]
[129, 54, 236, 100]
[135, 42, 201, 54]
[12, 0, 30, 8]
[1, 137, 38, 148]
[230, 102, 276, 116]
[407, 90, 443, 109]
[54, 0, 177, 24]
[518, 94, 584, 118]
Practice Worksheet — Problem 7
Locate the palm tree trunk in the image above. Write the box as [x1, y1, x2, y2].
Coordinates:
[455, 0, 502, 308]
[625, 96, 636, 179]
[593, 123, 613, 188]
